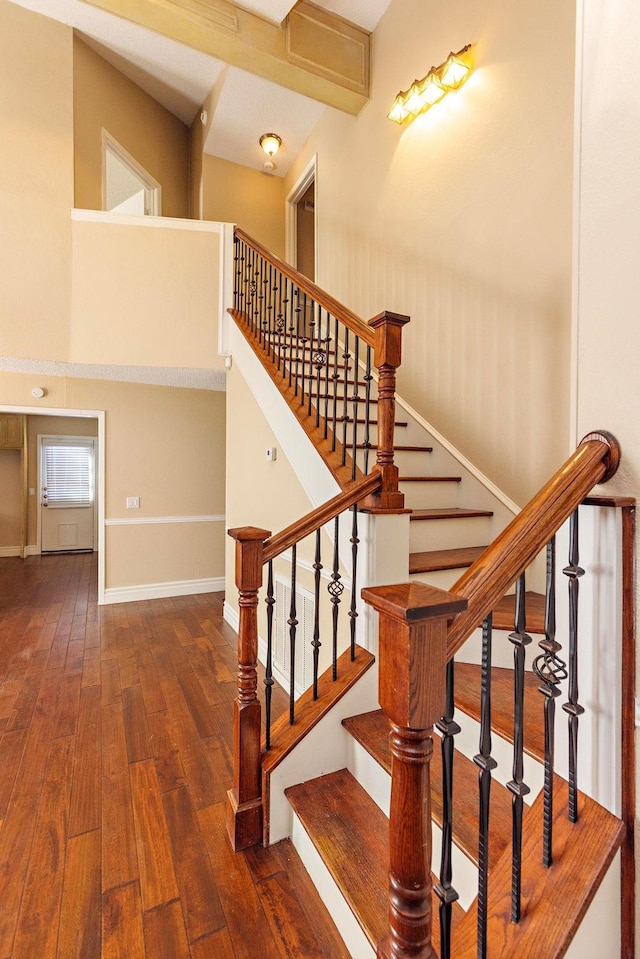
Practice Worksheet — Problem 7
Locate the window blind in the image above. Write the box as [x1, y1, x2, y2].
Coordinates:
[43, 441, 94, 508]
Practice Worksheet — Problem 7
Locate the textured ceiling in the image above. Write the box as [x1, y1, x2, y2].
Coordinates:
[0, 357, 227, 391]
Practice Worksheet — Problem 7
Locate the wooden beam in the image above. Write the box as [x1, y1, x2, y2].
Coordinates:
[78, 0, 370, 114]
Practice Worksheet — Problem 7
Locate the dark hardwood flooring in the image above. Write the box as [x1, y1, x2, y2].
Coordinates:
[0, 553, 350, 958]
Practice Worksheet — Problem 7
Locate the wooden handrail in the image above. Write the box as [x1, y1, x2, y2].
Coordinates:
[235, 227, 375, 348]
[446, 430, 621, 658]
[264, 471, 381, 563]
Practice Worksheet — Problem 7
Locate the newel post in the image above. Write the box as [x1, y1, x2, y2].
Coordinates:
[363, 311, 410, 511]
[226, 525, 271, 851]
[362, 582, 467, 959]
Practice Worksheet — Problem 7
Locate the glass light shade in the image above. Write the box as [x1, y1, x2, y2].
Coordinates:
[440, 54, 471, 89]
[260, 133, 282, 157]
[404, 82, 426, 116]
[419, 73, 447, 107]
[388, 97, 409, 124]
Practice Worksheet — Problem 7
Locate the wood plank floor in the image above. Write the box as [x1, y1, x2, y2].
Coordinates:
[0, 553, 350, 959]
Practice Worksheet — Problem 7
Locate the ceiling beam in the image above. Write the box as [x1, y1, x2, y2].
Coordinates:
[78, 0, 370, 114]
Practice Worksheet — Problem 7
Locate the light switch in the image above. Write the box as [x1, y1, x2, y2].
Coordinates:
[126, 496, 140, 509]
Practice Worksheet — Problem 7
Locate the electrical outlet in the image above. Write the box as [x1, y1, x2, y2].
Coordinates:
[265, 447, 277, 462]
[126, 496, 140, 509]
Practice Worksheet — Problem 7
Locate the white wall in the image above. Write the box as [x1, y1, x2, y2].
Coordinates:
[285, 0, 576, 507]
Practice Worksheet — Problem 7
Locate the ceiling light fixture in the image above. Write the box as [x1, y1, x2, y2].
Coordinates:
[388, 44, 473, 125]
[260, 133, 282, 157]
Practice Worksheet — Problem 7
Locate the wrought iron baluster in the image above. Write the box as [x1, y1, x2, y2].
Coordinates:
[314, 307, 326, 429]
[474, 613, 497, 958]
[350, 336, 360, 481]
[435, 659, 460, 959]
[328, 516, 343, 680]
[562, 509, 584, 823]
[363, 346, 373, 474]
[288, 544, 298, 726]
[307, 298, 316, 416]
[291, 280, 302, 397]
[233, 236, 240, 310]
[331, 316, 339, 452]
[533, 536, 567, 866]
[323, 313, 331, 439]
[341, 329, 351, 466]
[506, 575, 531, 923]
[266, 263, 274, 357]
[250, 249, 259, 329]
[258, 254, 265, 335]
[239, 239, 247, 316]
[312, 529, 322, 699]
[264, 561, 275, 750]
[348, 506, 359, 660]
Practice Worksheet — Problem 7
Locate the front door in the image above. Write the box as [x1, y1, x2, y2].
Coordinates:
[39, 436, 96, 552]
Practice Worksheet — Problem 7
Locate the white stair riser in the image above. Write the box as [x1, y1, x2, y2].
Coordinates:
[409, 568, 464, 591]
[400, 480, 460, 510]
[409, 515, 493, 551]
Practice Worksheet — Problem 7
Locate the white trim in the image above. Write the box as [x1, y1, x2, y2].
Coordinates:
[394, 393, 520, 515]
[24, 545, 40, 557]
[0, 546, 21, 558]
[286, 154, 318, 274]
[570, 0, 586, 450]
[72, 208, 234, 233]
[103, 576, 224, 605]
[223, 600, 239, 632]
[218, 221, 236, 357]
[105, 514, 225, 526]
[102, 129, 161, 216]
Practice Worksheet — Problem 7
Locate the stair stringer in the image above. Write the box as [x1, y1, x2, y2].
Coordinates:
[266, 661, 379, 846]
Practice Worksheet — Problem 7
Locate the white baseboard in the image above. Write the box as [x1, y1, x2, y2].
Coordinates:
[24, 545, 40, 557]
[0, 546, 21, 558]
[223, 600, 239, 631]
[103, 576, 225, 605]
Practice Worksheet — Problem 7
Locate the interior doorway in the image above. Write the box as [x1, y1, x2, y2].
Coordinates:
[102, 131, 161, 216]
[287, 155, 317, 281]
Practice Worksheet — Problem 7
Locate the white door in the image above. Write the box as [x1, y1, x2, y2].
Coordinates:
[40, 436, 96, 552]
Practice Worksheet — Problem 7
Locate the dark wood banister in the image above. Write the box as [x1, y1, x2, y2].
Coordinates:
[264, 472, 381, 563]
[446, 430, 621, 658]
[234, 227, 375, 348]
[362, 428, 621, 959]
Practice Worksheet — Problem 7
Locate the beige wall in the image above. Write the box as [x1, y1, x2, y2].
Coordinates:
[70, 217, 223, 368]
[0, 2, 73, 361]
[0, 372, 226, 592]
[74, 37, 190, 218]
[285, 0, 576, 506]
[0, 451, 21, 551]
[202, 154, 286, 258]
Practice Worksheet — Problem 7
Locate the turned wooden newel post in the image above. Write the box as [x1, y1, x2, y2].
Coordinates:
[363, 311, 410, 511]
[362, 582, 467, 959]
[226, 525, 271, 851]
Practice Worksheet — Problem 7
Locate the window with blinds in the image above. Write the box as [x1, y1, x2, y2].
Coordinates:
[42, 439, 95, 508]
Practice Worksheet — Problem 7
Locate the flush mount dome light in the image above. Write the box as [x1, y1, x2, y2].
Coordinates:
[260, 133, 282, 157]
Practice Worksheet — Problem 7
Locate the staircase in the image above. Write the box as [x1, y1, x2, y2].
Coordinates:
[225, 228, 634, 959]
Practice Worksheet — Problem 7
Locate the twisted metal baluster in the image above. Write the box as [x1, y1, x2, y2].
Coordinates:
[312, 529, 322, 699]
[328, 516, 343, 680]
[264, 561, 275, 750]
[474, 613, 497, 958]
[348, 506, 359, 660]
[363, 346, 373, 474]
[341, 329, 351, 466]
[562, 509, 585, 823]
[533, 536, 567, 866]
[350, 336, 360, 481]
[435, 660, 460, 959]
[288, 544, 298, 725]
[507, 575, 531, 922]
[331, 316, 339, 452]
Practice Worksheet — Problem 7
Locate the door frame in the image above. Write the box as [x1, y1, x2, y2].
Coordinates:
[286, 154, 317, 277]
[102, 130, 162, 217]
[37, 434, 97, 555]
[0, 405, 106, 604]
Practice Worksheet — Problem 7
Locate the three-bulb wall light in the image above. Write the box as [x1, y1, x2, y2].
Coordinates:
[388, 44, 473, 125]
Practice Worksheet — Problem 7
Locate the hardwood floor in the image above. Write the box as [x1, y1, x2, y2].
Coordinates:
[0, 554, 350, 958]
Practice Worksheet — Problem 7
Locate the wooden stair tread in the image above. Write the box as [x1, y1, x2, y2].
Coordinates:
[400, 475, 462, 482]
[357, 444, 433, 452]
[453, 776, 625, 959]
[454, 662, 545, 761]
[286, 768, 464, 951]
[342, 710, 512, 868]
[410, 546, 488, 574]
[491, 590, 546, 633]
[410, 507, 494, 521]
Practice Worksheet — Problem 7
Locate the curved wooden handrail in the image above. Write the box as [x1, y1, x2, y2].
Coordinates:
[234, 227, 375, 348]
[446, 430, 621, 658]
[264, 471, 381, 564]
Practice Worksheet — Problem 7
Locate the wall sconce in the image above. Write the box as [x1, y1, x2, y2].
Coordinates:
[260, 133, 282, 157]
[388, 44, 473, 125]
